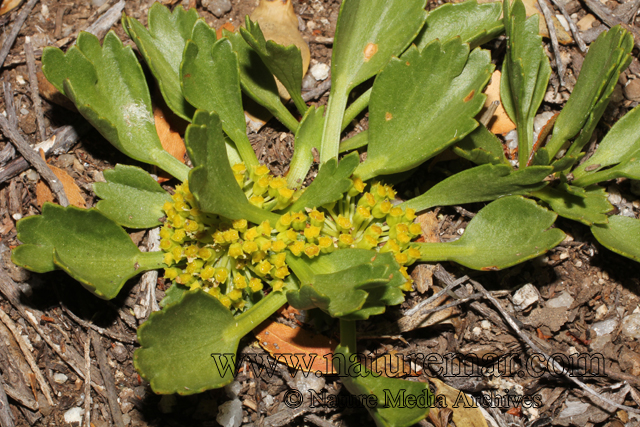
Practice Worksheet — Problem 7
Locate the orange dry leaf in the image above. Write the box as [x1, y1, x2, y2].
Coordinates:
[154, 106, 186, 164]
[254, 320, 337, 374]
[217, 22, 235, 39]
[35, 153, 86, 208]
[0, 0, 23, 16]
[416, 211, 440, 243]
[482, 70, 516, 135]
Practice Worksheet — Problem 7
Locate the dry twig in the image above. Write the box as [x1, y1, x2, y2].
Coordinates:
[548, 0, 587, 51]
[582, 0, 640, 49]
[0, 112, 69, 206]
[59, 301, 136, 344]
[83, 336, 91, 427]
[24, 37, 47, 142]
[538, 0, 565, 87]
[91, 331, 124, 427]
[0, 310, 54, 406]
[0, 371, 15, 427]
[302, 79, 332, 102]
[0, 0, 40, 69]
[471, 279, 640, 414]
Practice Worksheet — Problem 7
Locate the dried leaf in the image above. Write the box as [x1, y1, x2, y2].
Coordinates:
[217, 22, 235, 39]
[416, 211, 440, 243]
[0, 216, 14, 235]
[483, 70, 516, 135]
[154, 106, 186, 164]
[0, 0, 23, 16]
[37, 71, 77, 112]
[521, 0, 573, 44]
[35, 154, 86, 208]
[254, 320, 337, 374]
[429, 378, 489, 427]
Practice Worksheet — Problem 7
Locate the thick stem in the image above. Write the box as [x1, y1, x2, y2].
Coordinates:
[341, 88, 371, 131]
[319, 83, 349, 164]
[271, 103, 300, 134]
[339, 129, 368, 153]
[571, 169, 617, 187]
[339, 319, 357, 355]
[235, 135, 260, 169]
[415, 242, 473, 262]
[517, 121, 532, 168]
[153, 150, 190, 182]
[137, 251, 166, 270]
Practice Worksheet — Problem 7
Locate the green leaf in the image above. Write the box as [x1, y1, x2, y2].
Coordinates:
[94, 165, 172, 229]
[225, 29, 299, 133]
[181, 21, 258, 168]
[11, 204, 164, 299]
[356, 41, 493, 180]
[122, 3, 198, 121]
[573, 103, 640, 184]
[319, 0, 428, 163]
[42, 32, 189, 181]
[591, 215, 640, 262]
[402, 164, 551, 212]
[415, 196, 565, 270]
[240, 18, 307, 115]
[546, 26, 633, 160]
[334, 343, 431, 427]
[453, 123, 509, 165]
[286, 105, 324, 188]
[415, 0, 503, 50]
[185, 110, 279, 225]
[531, 185, 612, 225]
[501, 0, 551, 166]
[286, 152, 360, 213]
[135, 282, 291, 394]
[286, 250, 406, 319]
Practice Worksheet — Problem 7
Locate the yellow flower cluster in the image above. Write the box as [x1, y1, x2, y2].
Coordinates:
[160, 164, 423, 311]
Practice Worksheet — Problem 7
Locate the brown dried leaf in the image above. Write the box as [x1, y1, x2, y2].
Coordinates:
[483, 70, 516, 135]
[154, 106, 186, 164]
[217, 22, 235, 39]
[416, 211, 440, 243]
[254, 320, 337, 374]
[0, 0, 23, 16]
[35, 157, 86, 208]
[521, 0, 573, 44]
[37, 71, 77, 112]
[429, 378, 489, 427]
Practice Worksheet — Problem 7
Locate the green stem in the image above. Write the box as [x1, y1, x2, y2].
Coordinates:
[571, 168, 617, 187]
[137, 251, 167, 270]
[235, 135, 260, 169]
[517, 119, 532, 168]
[270, 102, 300, 134]
[153, 150, 190, 182]
[291, 93, 309, 118]
[339, 130, 369, 153]
[414, 242, 473, 262]
[229, 279, 296, 339]
[341, 88, 372, 131]
[339, 319, 357, 355]
[320, 83, 350, 164]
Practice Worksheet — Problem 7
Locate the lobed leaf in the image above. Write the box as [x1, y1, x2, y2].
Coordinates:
[286, 152, 360, 213]
[94, 165, 172, 229]
[241, 18, 307, 115]
[225, 30, 299, 133]
[11, 204, 164, 299]
[453, 123, 509, 165]
[500, 0, 551, 165]
[185, 110, 279, 225]
[356, 40, 493, 180]
[546, 26, 633, 160]
[591, 215, 640, 262]
[181, 21, 258, 167]
[415, 0, 503, 50]
[123, 3, 199, 121]
[286, 250, 406, 319]
[42, 31, 189, 181]
[402, 164, 551, 212]
[415, 196, 565, 270]
[334, 343, 431, 427]
[531, 185, 612, 225]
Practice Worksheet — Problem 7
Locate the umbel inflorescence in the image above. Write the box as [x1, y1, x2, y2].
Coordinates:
[159, 163, 423, 312]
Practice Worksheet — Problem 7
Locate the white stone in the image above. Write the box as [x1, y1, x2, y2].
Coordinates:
[547, 291, 574, 308]
[558, 400, 591, 418]
[621, 314, 640, 340]
[481, 320, 491, 330]
[595, 304, 608, 321]
[556, 14, 570, 32]
[294, 372, 325, 394]
[63, 407, 84, 424]
[225, 381, 242, 399]
[591, 318, 618, 336]
[53, 373, 68, 384]
[216, 399, 243, 427]
[607, 184, 622, 205]
[310, 63, 330, 81]
[472, 326, 482, 336]
[513, 284, 539, 311]
[12, 213, 22, 221]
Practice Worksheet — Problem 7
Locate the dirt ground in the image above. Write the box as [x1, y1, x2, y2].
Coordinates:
[1, 0, 640, 426]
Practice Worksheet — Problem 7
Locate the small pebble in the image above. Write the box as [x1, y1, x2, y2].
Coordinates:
[58, 153, 75, 168]
[20, 108, 29, 116]
[607, 184, 622, 205]
[294, 372, 325, 394]
[225, 381, 242, 399]
[595, 304, 608, 321]
[624, 79, 640, 101]
[547, 291, 574, 308]
[621, 313, 640, 340]
[591, 318, 618, 336]
[216, 399, 243, 427]
[480, 320, 491, 330]
[25, 169, 38, 183]
[53, 373, 68, 384]
[12, 213, 22, 221]
[513, 284, 539, 311]
[302, 74, 316, 90]
[16, 75, 26, 85]
[202, 0, 232, 18]
[63, 407, 84, 424]
[310, 63, 330, 81]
